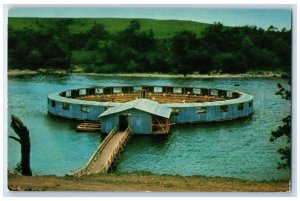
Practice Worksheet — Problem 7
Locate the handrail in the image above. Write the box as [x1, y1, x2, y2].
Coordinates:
[155, 118, 166, 133]
[72, 125, 118, 176]
[97, 127, 132, 174]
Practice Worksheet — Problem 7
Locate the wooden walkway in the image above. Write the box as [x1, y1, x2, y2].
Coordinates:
[73, 126, 132, 177]
[78, 93, 224, 103]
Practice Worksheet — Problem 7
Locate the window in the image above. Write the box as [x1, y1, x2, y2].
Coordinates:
[171, 108, 179, 115]
[226, 91, 232, 98]
[220, 105, 228, 113]
[95, 88, 103, 94]
[62, 103, 69, 110]
[154, 87, 163, 93]
[66, 90, 71, 97]
[249, 101, 253, 108]
[81, 105, 89, 113]
[133, 87, 142, 92]
[193, 88, 201, 95]
[113, 87, 122, 93]
[233, 92, 240, 98]
[202, 89, 209, 95]
[174, 87, 182, 93]
[196, 106, 207, 114]
[210, 89, 218, 96]
[51, 100, 56, 107]
[79, 89, 86, 96]
[238, 103, 244, 111]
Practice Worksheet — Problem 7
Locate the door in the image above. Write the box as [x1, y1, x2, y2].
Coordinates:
[119, 114, 129, 131]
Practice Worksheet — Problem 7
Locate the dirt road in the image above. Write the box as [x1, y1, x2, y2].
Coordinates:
[7, 172, 289, 192]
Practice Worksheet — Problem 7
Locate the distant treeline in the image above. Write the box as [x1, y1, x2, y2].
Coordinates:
[8, 19, 291, 74]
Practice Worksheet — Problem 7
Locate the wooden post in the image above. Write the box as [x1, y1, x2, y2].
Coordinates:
[141, 90, 146, 98]
[9, 115, 32, 176]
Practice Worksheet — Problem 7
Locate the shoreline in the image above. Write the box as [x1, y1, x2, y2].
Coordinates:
[7, 172, 290, 192]
[7, 69, 284, 78]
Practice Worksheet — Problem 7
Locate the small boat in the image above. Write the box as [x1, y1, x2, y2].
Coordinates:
[76, 122, 101, 132]
[234, 83, 240, 86]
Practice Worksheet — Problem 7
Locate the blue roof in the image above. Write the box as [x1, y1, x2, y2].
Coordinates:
[99, 99, 171, 118]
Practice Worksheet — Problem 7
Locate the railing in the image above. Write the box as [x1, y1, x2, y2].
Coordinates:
[77, 93, 225, 103]
[152, 117, 170, 134]
[72, 125, 118, 177]
[97, 127, 132, 174]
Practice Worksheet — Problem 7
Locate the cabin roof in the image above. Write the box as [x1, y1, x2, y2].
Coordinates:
[99, 98, 171, 118]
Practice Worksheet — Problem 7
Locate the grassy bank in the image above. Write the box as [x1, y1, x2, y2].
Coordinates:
[9, 17, 210, 39]
[7, 172, 289, 192]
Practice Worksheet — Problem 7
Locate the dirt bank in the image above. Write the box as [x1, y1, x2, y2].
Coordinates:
[7, 172, 289, 192]
[7, 69, 283, 78]
[7, 69, 39, 75]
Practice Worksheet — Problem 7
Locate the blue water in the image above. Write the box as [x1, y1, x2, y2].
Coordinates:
[7, 74, 291, 181]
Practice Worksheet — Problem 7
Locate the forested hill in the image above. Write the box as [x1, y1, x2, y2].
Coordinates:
[8, 18, 291, 74]
[9, 18, 210, 39]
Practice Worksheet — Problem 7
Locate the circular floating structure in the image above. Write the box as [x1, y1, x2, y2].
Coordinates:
[48, 85, 254, 134]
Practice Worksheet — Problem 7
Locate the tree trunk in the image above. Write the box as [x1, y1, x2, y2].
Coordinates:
[9, 115, 32, 176]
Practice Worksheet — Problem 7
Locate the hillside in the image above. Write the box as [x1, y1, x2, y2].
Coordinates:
[8, 17, 211, 39]
[8, 17, 291, 74]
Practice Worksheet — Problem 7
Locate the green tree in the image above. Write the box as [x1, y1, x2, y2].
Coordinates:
[117, 20, 155, 52]
[8, 18, 292, 73]
[201, 22, 224, 53]
[270, 77, 291, 169]
[43, 36, 71, 68]
[27, 49, 43, 69]
[85, 24, 110, 50]
[171, 31, 199, 74]
[272, 38, 291, 67]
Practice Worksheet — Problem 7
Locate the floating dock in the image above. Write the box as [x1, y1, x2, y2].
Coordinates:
[73, 126, 132, 177]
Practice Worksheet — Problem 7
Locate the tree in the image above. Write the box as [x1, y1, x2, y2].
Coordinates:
[171, 31, 199, 74]
[8, 18, 292, 73]
[9, 115, 32, 176]
[43, 36, 71, 68]
[85, 24, 110, 50]
[27, 49, 43, 69]
[201, 22, 224, 54]
[270, 77, 291, 169]
[117, 20, 141, 48]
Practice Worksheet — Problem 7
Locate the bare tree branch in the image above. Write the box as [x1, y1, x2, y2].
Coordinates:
[9, 136, 21, 144]
[10, 115, 32, 176]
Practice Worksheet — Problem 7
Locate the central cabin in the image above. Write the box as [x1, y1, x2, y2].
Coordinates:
[99, 99, 171, 135]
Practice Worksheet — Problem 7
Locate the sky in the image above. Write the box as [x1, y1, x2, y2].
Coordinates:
[8, 6, 292, 30]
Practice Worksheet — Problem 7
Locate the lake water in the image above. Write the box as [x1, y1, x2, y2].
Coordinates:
[7, 74, 291, 181]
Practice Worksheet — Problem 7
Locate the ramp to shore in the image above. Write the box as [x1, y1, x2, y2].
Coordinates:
[73, 126, 132, 177]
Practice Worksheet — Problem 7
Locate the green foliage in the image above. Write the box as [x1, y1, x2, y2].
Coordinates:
[8, 18, 291, 74]
[14, 162, 22, 175]
[93, 64, 116, 74]
[8, 19, 72, 69]
[126, 59, 140, 72]
[9, 18, 210, 39]
[270, 76, 291, 169]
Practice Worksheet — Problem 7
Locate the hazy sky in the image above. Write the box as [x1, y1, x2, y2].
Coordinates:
[8, 7, 292, 29]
